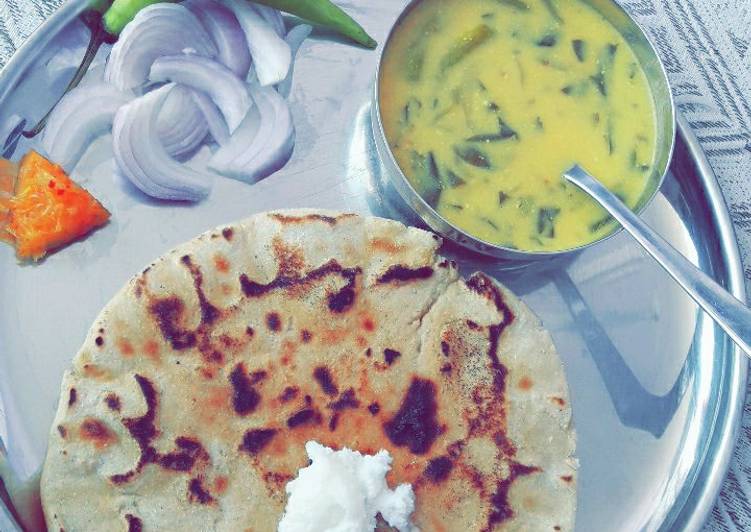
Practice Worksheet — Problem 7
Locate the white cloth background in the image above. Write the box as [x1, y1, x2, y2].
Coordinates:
[0, 0, 749, 530]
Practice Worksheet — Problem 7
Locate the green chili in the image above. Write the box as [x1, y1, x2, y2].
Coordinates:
[250, 0, 377, 48]
[103, 0, 171, 35]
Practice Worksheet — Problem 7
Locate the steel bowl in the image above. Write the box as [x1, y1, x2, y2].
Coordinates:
[371, 0, 676, 260]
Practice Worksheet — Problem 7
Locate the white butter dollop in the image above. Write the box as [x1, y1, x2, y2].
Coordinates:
[278, 441, 418, 532]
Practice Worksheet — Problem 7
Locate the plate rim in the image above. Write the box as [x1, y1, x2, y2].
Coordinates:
[0, 2, 747, 531]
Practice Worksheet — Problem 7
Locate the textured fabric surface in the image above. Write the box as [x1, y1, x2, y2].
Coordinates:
[0, 0, 749, 530]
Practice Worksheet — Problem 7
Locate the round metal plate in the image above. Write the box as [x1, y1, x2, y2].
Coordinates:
[0, 1, 746, 531]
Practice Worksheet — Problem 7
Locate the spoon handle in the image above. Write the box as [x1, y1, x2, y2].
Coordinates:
[564, 164, 751, 356]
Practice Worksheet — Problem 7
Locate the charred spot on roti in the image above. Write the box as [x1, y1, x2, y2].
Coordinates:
[246, 326, 255, 337]
[105, 394, 122, 411]
[440, 363, 452, 374]
[180, 255, 220, 325]
[384, 378, 441, 455]
[158, 451, 196, 471]
[300, 329, 312, 343]
[365, 347, 372, 357]
[83, 364, 110, 380]
[328, 388, 360, 411]
[149, 297, 197, 350]
[279, 386, 298, 402]
[125, 514, 142, 532]
[221, 227, 234, 241]
[240, 428, 278, 455]
[384, 348, 401, 366]
[438, 259, 449, 268]
[95, 336, 104, 347]
[214, 254, 230, 273]
[518, 376, 533, 390]
[552, 397, 566, 406]
[143, 340, 160, 360]
[376, 265, 434, 284]
[269, 212, 355, 226]
[440, 341, 450, 356]
[467, 273, 515, 325]
[313, 367, 338, 396]
[79, 418, 116, 448]
[287, 408, 322, 428]
[229, 364, 261, 416]
[494, 432, 517, 458]
[368, 402, 380, 415]
[266, 312, 282, 332]
[117, 338, 135, 356]
[329, 413, 340, 431]
[327, 269, 359, 313]
[239, 260, 361, 315]
[369, 237, 405, 254]
[188, 478, 215, 505]
[214, 476, 228, 494]
[262, 471, 294, 492]
[249, 370, 268, 385]
[466, 320, 481, 330]
[273, 237, 306, 276]
[424, 456, 453, 483]
[487, 462, 542, 529]
[361, 316, 375, 332]
[554, 527, 561, 531]
[158, 437, 210, 473]
[57, 425, 67, 438]
[111, 374, 158, 484]
[560, 475, 573, 483]
[68, 388, 77, 407]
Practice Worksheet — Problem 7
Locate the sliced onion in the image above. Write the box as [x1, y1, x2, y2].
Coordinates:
[113, 84, 213, 201]
[157, 85, 209, 159]
[183, 0, 251, 79]
[41, 83, 132, 171]
[105, 4, 217, 90]
[209, 84, 294, 182]
[251, 4, 286, 37]
[277, 24, 312, 99]
[191, 90, 229, 145]
[219, 0, 291, 86]
[150, 54, 251, 133]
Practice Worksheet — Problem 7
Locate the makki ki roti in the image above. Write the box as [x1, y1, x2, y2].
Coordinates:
[41, 210, 577, 531]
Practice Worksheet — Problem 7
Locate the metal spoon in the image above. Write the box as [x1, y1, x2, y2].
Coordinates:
[564, 164, 751, 356]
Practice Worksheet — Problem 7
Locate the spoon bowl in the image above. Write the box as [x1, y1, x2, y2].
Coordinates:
[564, 164, 751, 356]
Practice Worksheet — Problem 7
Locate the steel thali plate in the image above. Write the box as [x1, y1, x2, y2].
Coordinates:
[0, 1, 746, 530]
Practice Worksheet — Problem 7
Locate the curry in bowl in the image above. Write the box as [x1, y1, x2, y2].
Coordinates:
[379, 0, 658, 251]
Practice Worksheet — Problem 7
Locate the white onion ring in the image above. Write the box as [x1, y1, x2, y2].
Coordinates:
[183, 0, 251, 79]
[219, 0, 291, 86]
[150, 54, 251, 133]
[113, 84, 213, 201]
[251, 3, 286, 37]
[191, 90, 230, 145]
[277, 24, 312, 99]
[105, 4, 217, 90]
[157, 85, 209, 159]
[209, 84, 294, 182]
[42, 83, 133, 171]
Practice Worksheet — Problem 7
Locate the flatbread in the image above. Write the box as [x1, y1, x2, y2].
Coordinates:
[41, 210, 577, 531]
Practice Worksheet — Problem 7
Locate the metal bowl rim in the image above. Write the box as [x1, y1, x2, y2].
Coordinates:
[372, 0, 677, 259]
